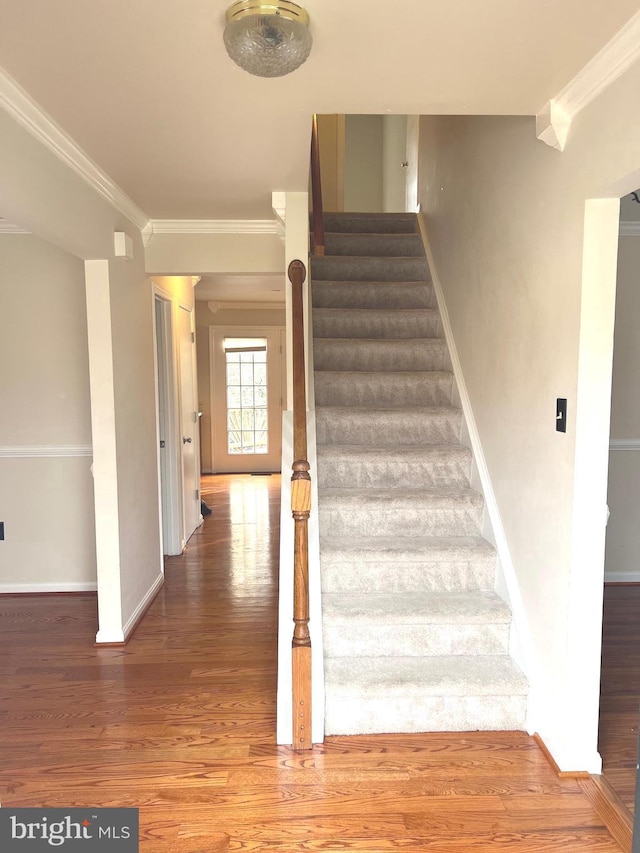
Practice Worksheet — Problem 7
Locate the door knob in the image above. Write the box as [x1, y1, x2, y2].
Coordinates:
[183, 436, 192, 444]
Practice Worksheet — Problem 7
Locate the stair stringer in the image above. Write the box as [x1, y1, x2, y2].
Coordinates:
[417, 214, 540, 736]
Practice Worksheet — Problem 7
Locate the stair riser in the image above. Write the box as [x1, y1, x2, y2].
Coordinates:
[314, 340, 446, 372]
[321, 558, 496, 593]
[324, 695, 527, 735]
[317, 454, 472, 490]
[312, 256, 429, 282]
[313, 311, 441, 340]
[312, 281, 436, 310]
[318, 503, 483, 538]
[322, 213, 418, 234]
[323, 623, 509, 658]
[314, 373, 453, 407]
[315, 410, 463, 446]
[324, 233, 424, 257]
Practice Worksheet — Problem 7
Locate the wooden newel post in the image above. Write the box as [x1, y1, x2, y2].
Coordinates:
[289, 258, 312, 751]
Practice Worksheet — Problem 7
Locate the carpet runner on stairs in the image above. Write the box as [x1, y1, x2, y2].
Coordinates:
[311, 211, 528, 735]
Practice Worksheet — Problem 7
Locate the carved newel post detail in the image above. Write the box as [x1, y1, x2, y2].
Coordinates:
[289, 259, 312, 751]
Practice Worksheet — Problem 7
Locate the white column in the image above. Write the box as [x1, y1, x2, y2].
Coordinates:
[85, 259, 124, 643]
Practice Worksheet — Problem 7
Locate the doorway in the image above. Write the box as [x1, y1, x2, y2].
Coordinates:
[210, 327, 284, 473]
[599, 191, 640, 813]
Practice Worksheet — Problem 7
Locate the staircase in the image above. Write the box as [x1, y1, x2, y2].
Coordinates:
[310, 212, 528, 735]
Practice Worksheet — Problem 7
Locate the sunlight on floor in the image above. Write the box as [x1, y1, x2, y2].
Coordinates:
[228, 475, 278, 593]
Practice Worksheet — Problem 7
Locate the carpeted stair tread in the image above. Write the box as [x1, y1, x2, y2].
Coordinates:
[318, 487, 484, 538]
[324, 655, 527, 734]
[312, 255, 429, 282]
[315, 406, 463, 446]
[313, 338, 447, 371]
[314, 371, 453, 407]
[313, 307, 441, 339]
[320, 534, 496, 561]
[323, 599, 510, 658]
[320, 535, 497, 593]
[323, 212, 418, 234]
[312, 281, 435, 309]
[317, 444, 472, 489]
[318, 486, 484, 506]
[323, 590, 511, 626]
[324, 232, 424, 257]
[326, 655, 528, 697]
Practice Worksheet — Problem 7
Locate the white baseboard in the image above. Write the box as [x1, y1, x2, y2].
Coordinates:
[0, 581, 97, 594]
[604, 571, 640, 583]
[122, 572, 164, 640]
[95, 627, 125, 643]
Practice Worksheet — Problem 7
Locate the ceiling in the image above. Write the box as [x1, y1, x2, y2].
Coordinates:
[1, 1, 640, 223]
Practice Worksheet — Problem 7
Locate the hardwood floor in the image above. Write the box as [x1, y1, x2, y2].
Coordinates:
[0, 473, 630, 851]
[599, 583, 640, 814]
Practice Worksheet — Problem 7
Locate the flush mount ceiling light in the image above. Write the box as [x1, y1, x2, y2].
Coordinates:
[223, 1, 312, 78]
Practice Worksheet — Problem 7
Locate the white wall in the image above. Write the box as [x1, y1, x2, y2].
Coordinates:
[145, 233, 284, 276]
[605, 232, 640, 581]
[418, 57, 640, 771]
[0, 234, 96, 591]
[0, 107, 162, 642]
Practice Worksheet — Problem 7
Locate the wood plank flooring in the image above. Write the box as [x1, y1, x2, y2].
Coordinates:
[599, 583, 640, 813]
[0, 473, 629, 851]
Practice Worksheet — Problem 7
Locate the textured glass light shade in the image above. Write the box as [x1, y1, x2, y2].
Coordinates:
[224, 2, 312, 78]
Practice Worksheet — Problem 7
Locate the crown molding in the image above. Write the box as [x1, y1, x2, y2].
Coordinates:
[0, 68, 150, 231]
[537, 10, 640, 150]
[619, 220, 640, 236]
[0, 220, 30, 234]
[536, 100, 571, 151]
[141, 221, 155, 247]
[150, 219, 279, 235]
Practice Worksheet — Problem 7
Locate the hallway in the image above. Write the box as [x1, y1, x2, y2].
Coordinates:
[0, 474, 632, 851]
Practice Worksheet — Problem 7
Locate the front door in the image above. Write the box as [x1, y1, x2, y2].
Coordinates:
[211, 327, 284, 473]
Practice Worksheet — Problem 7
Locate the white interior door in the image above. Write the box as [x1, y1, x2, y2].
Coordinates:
[154, 295, 181, 556]
[211, 327, 284, 473]
[178, 304, 200, 543]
